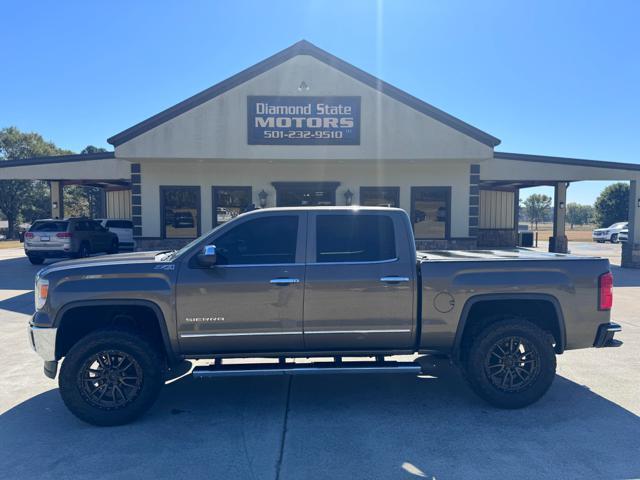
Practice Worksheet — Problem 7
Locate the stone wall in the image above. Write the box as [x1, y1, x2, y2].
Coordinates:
[477, 229, 518, 248]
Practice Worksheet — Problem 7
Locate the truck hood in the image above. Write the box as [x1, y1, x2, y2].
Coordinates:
[38, 250, 167, 275]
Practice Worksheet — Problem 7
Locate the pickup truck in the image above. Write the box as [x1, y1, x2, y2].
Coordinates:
[28, 207, 622, 426]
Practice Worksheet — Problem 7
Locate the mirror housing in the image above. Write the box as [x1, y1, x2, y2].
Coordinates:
[197, 245, 217, 267]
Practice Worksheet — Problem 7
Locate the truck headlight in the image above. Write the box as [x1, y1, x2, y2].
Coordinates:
[35, 278, 49, 310]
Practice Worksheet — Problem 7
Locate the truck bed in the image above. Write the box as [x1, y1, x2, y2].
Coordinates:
[418, 248, 603, 262]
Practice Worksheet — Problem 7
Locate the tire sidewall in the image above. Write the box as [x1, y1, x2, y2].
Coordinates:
[465, 320, 556, 409]
[59, 330, 164, 426]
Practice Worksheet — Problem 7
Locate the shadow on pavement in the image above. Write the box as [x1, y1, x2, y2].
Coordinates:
[0, 292, 34, 315]
[1, 369, 638, 479]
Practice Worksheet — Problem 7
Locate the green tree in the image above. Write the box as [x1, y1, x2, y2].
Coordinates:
[566, 202, 594, 229]
[523, 193, 552, 230]
[0, 127, 73, 238]
[594, 182, 629, 228]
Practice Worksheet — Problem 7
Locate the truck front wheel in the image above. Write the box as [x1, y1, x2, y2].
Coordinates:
[59, 329, 164, 426]
[464, 319, 556, 409]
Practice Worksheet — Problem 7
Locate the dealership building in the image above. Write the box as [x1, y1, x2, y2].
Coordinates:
[3, 40, 640, 266]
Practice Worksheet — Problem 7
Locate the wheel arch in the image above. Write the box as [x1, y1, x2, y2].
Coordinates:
[54, 299, 177, 364]
[452, 293, 566, 361]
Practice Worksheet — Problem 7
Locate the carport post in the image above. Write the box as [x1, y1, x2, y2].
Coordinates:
[622, 180, 640, 268]
[549, 182, 568, 253]
[49, 181, 64, 219]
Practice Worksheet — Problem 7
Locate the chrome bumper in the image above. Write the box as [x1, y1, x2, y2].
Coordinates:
[28, 325, 57, 361]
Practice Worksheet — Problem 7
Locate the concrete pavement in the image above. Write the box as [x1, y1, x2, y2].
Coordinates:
[0, 246, 638, 479]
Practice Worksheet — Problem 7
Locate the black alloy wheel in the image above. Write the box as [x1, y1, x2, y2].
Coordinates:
[484, 336, 540, 393]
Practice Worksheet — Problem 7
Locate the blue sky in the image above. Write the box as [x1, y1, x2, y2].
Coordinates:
[2, 0, 639, 204]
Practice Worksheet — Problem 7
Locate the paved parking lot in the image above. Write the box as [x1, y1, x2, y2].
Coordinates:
[0, 245, 638, 479]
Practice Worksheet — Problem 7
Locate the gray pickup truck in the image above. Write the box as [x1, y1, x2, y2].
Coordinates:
[28, 207, 621, 426]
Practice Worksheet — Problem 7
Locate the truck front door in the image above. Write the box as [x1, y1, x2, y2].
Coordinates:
[303, 211, 416, 351]
[176, 212, 307, 354]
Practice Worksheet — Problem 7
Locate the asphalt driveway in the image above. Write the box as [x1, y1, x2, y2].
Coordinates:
[0, 246, 638, 479]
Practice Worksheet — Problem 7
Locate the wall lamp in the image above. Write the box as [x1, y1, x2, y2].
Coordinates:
[258, 189, 269, 208]
[52, 201, 58, 210]
[559, 201, 565, 210]
[344, 189, 354, 206]
[637, 198, 640, 208]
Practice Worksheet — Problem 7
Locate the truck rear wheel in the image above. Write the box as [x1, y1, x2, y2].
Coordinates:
[463, 319, 556, 409]
[59, 329, 164, 426]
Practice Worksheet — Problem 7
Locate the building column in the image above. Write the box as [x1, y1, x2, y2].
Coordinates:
[549, 182, 568, 253]
[50, 181, 64, 219]
[622, 180, 640, 268]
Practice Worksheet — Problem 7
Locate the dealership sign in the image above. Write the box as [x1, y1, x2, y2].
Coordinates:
[247, 96, 361, 145]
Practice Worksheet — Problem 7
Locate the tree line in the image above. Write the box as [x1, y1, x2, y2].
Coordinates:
[520, 182, 629, 229]
[0, 126, 107, 238]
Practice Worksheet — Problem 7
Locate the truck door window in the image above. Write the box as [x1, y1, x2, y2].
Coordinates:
[316, 215, 396, 263]
[214, 216, 298, 265]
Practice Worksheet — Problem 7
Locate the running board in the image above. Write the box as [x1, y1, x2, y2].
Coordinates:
[192, 360, 422, 378]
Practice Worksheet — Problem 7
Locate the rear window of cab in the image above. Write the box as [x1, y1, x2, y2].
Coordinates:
[30, 221, 69, 232]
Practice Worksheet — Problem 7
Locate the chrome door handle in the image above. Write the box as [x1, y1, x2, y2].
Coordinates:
[380, 276, 410, 283]
[270, 278, 300, 285]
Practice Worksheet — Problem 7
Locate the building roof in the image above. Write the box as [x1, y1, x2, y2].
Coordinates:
[494, 151, 640, 172]
[0, 151, 115, 169]
[107, 40, 501, 148]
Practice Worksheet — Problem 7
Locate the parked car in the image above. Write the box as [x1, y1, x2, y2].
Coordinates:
[29, 207, 621, 426]
[592, 222, 627, 243]
[24, 218, 119, 265]
[96, 219, 136, 251]
[0, 234, 6, 240]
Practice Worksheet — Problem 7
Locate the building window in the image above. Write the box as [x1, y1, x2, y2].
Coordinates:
[359, 187, 400, 207]
[316, 214, 396, 263]
[273, 182, 340, 207]
[212, 186, 252, 227]
[215, 216, 299, 265]
[410, 187, 451, 239]
[160, 186, 201, 239]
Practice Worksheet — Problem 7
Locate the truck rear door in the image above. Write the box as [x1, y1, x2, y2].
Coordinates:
[303, 210, 416, 350]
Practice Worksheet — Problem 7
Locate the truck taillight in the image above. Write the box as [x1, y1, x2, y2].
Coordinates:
[25, 232, 34, 239]
[56, 232, 72, 238]
[599, 271, 613, 310]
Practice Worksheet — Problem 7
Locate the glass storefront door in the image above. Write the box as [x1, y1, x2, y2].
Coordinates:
[273, 182, 340, 207]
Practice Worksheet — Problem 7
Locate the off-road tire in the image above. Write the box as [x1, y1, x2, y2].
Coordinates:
[464, 319, 556, 409]
[27, 255, 45, 265]
[610, 234, 619, 244]
[59, 329, 164, 426]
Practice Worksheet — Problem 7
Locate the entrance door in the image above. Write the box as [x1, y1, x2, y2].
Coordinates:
[273, 182, 340, 207]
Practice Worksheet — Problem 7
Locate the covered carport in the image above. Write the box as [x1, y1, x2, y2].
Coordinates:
[480, 152, 640, 268]
[0, 152, 132, 220]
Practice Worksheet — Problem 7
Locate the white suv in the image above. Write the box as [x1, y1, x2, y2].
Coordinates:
[592, 222, 627, 243]
[97, 219, 136, 250]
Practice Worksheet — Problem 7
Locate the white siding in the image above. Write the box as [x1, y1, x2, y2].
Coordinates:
[106, 190, 132, 219]
[479, 190, 514, 229]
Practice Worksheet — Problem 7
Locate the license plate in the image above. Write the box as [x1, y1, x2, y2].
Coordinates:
[40, 236, 50, 241]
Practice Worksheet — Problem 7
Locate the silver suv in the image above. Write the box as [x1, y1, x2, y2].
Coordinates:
[24, 218, 119, 265]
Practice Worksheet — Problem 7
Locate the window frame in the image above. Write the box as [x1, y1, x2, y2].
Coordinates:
[306, 211, 400, 265]
[272, 181, 340, 207]
[359, 186, 400, 208]
[159, 185, 202, 240]
[410, 186, 452, 240]
[211, 186, 252, 227]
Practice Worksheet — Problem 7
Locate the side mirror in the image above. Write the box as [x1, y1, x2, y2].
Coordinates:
[197, 244, 217, 267]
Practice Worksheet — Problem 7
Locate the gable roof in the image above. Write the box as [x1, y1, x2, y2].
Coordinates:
[0, 151, 115, 168]
[107, 40, 500, 147]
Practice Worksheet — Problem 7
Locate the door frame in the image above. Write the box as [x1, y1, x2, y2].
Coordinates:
[272, 181, 340, 207]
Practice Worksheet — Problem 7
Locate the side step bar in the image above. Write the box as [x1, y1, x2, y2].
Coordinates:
[192, 360, 422, 378]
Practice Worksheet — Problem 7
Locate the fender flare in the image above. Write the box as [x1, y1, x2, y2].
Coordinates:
[54, 299, 177, 363]
[452, 293, 566, 359]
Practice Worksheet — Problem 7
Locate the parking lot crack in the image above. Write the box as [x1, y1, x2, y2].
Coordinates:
[275, 376, 293, 480]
